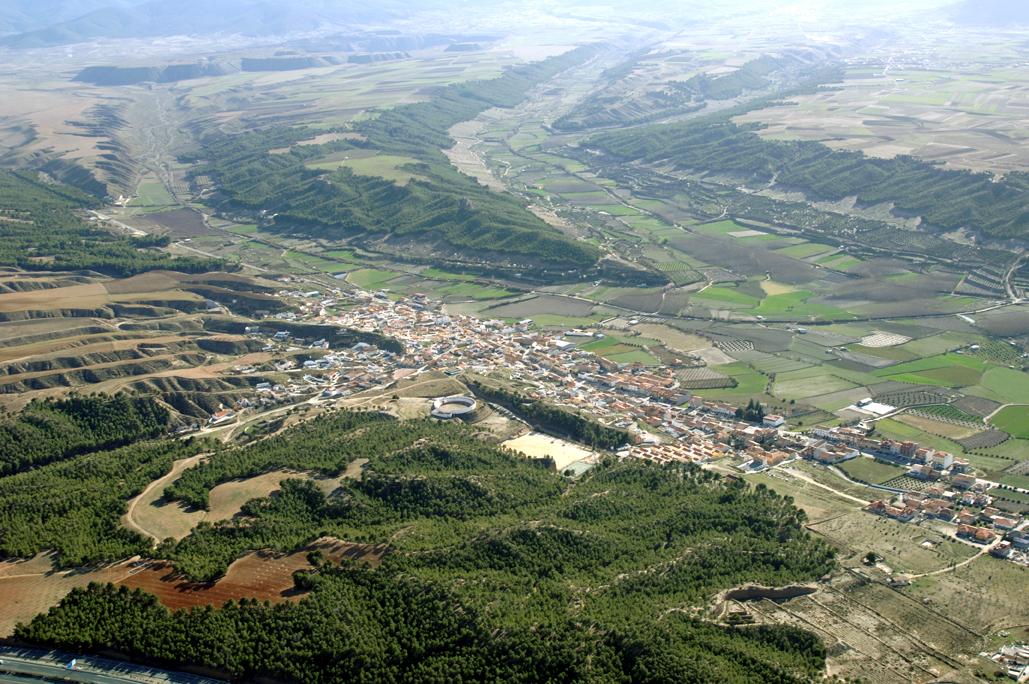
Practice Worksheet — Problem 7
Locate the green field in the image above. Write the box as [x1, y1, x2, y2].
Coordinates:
[873, 353, 986, 387]
[817, 255, 862, 270]
[709, 362, 767, 395]
[224, 224, 259, 234]
[981, 366, 1029, 404]
[846, 344, 918, 362]
[755, 291, 847, 317]
[775, 242, 835, 258]
[605, 350, 659, 365]
[772, 372, 858, 401]
[423, 267, 476, 281]
[581, 337, 621, 352]
[341, 155, 426, 184]
[693, 287, 760, 306]
[838, 457, 907, 485]
[132, 183, 177, 207]
[694, 220, 750, 236]
[991, 405, 1029, 439]
[348, 268, 403, 289]
[597, 205, 641, 216]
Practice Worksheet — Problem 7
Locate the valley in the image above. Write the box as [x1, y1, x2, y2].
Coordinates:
[1, 1, 1029, 682]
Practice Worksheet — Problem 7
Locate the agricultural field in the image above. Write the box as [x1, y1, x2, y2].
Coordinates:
[346, 268, 403, 289]
[991, 405, 1029, 440]
[772, 369, 859, 401]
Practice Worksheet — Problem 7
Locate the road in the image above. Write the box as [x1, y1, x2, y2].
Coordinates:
[89, 212, 147, 237]
[171, 242, 268, 272]
[0, 647, 220, 684]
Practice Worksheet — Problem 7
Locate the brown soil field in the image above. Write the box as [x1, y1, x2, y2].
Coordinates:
[902, 555, 1029, 633]
[0, 282, 110, 312]
[0, 561, 131, 638]
[809, 511, 977, 576]
[145, 208, 220, 238]
[119, 540, 388, 612]
[631, 324, 711, 352]
[750, 576, 977, 684]
[0, 540, 388, 636]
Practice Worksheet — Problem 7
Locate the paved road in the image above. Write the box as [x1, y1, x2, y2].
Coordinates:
[89, 212, 147, 237]
[0, 647, 221, 684]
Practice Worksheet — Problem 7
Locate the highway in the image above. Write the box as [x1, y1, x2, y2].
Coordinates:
[0, 647, 221, 684]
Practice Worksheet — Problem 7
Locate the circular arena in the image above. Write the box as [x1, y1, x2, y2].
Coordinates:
[431, 395, 477, 419]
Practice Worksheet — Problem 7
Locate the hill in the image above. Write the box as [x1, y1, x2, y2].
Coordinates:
[10, 410, 834, 684]
[949, 0, 1029, 25]
[189, 47, 602, 269]
[0, 0, 146, 34]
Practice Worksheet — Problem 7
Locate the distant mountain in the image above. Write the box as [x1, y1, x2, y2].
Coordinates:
[0, 0, 147, 35]
[949, 0, 1029, 25]
[0, 0, 436, 48]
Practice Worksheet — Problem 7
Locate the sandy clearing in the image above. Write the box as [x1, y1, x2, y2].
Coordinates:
[123, 453, 209, 542]
[504, 432, 594, 470]
[760, 281, 799, 296]
[207, 470, 317, 521]
[693, 347, 737, 366]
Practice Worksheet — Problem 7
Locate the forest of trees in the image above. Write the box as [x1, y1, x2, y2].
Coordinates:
[15, 410, 834, 683]
[0, 170, 228, 277]
[469, 380, 630, 448]
[0, 393, 170, 476]
[671, 56, 784, 101]
[188, 48, 602, 268]
[590, 79, 1029, 238]
[0, 437, 204, 565]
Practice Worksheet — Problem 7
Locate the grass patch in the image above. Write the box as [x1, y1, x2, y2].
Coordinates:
[132, 183, 177, 207]
[991, 405, 1029, 439]
[694, 220, 749, 236]
[884, 366, 982, 388]
[348, 268, 403, 289]
[846, 344, 918, 362]
[597, 205, 640, 216]
[605, 350, 659, 365]
[838, 457, 907, 485]
[693, 287, 760, 306]
[423, 267, 476, 281]
[710, 362, 767, 394]
[772, 373, 858, 401]
[224, 224, 259, 234]
[756, 291, 848, 318]
[981, 366, 1029, 404]
[342, 155, 426, 184]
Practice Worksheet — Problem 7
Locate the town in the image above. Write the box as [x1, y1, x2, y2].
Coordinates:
[221, 281, 1028, 574]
